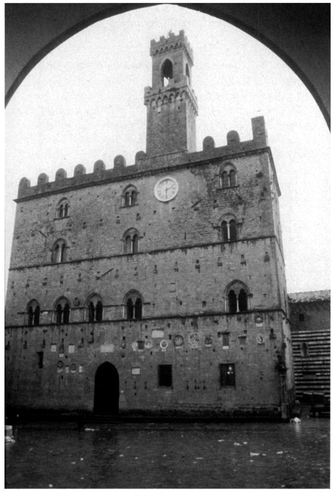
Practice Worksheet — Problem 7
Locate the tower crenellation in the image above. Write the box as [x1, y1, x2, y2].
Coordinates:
[16, 116, 271, 200]
[150, 30, 194, 65]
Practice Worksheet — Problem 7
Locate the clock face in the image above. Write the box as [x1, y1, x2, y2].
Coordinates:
[154, 177, 179, 202]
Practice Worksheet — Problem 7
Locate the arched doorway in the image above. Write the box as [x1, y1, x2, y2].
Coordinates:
[94, 362, 119, 414]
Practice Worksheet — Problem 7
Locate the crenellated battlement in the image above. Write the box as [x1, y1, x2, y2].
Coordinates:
[150, 30, 194, 64]
[144, 86, 198, 116]
[16, 117, 270, 200]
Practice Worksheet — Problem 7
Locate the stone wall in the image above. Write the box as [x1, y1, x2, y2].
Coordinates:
[5, 310, 284, 414]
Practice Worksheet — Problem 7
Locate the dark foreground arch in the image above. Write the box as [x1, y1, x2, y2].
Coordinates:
[94, 362, 119, 414]
[5, 4, 330, 127]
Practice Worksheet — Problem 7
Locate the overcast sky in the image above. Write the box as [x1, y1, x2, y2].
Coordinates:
[5, 4, 330, 294]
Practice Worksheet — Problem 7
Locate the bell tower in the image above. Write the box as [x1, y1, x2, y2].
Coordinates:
[144, 30, 198, 157]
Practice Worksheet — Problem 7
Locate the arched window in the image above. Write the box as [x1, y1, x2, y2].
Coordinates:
[88, 302, 95, 322]
[222, 221, 228, 242]
[63, 303, 70, 324]
[221, 218, 238, 242]
[230, 169, 236, 187]
[122, 185, 138, 207]
[125, 191, 131, 206]
[135, 298, 142, 319]
[225, 281, 249, 313]
[57, 198, 70, 219]
[228, 290, 237, 314]
[124, 291, 143, 320]
[222, 171, 229, 188]
[52, 239, 67, 263]
[123, 229, 140, 254]
[220, 164, 237, 188]
[238, 289, 248, 312]
[27, 300, 40, 326]
[124, 236, 131, 253]
[132, 234, 139, 254]
[34, 305, 40, 325]
[96, 301, 103, 322]
[162, 59, 173, 87]
[229, 220, 237, 241]
[86, 294, 103, 323]
[28, 306, 34, 326]
[127, 298, 134, 320]
[54, 298, 71, 324]
[56, 304, 62, 324]
[131, 190, 137, 204]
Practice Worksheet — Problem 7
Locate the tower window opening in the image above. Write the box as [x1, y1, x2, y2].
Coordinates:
[162, 59, 173, 87]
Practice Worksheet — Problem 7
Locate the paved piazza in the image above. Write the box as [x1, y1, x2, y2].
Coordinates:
[5, 414, 329, 489]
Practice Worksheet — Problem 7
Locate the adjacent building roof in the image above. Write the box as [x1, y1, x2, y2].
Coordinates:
[288, 290, 330, 303]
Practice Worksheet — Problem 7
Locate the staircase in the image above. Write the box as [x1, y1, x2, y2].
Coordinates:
[291, 328, 330, 400]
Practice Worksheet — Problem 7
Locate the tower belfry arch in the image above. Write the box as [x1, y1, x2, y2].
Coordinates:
[161, 58, 173, 86]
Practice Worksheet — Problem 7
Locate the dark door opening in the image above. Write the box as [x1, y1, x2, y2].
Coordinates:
[94, 362, 119, 414]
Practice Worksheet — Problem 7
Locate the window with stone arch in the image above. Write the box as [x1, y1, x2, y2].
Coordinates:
[124, 291, 143, 320]
[86, 294, 103, 323]
[225, 281, 249, 314]
[221, 215, 238, 242]
[220, 163, 237, 188]
[57, 197, 70, 219]
[122, 185, 138, 207]
[27, 299, 40, 326]
[54, 297, 71, 324]
[52, 239, 67, 263]
[123, 228, 139, 254]
[161, 58, 173, 87]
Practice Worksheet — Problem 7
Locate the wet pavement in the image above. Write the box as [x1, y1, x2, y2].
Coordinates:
[5, 413, 329, 489]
